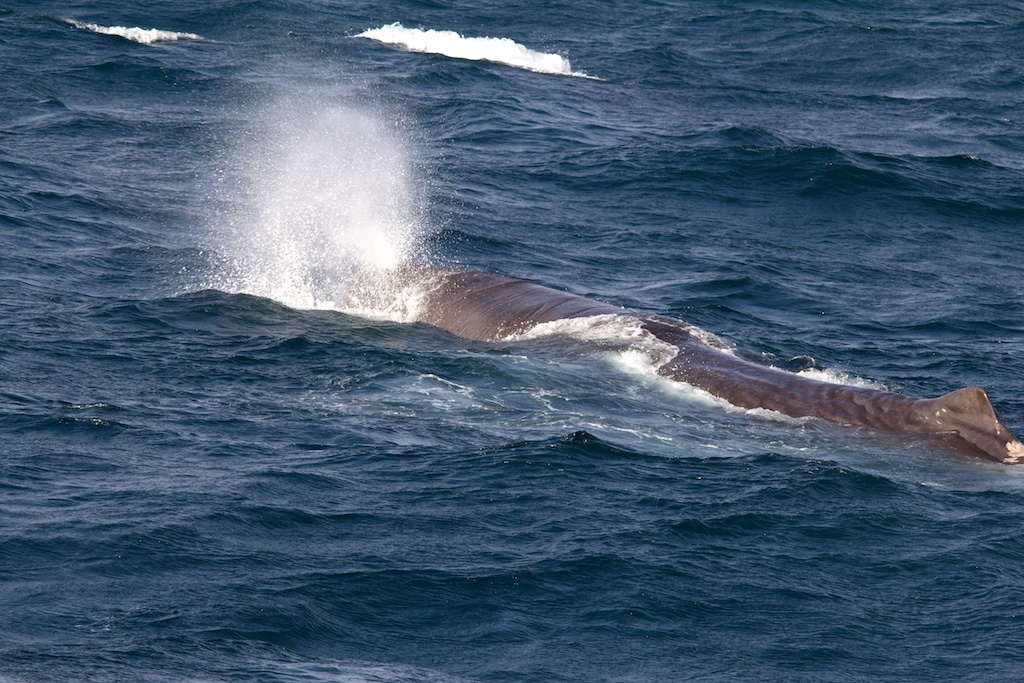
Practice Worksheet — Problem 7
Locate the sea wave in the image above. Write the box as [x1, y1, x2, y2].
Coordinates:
[64, 19, 202, 44]
[355, 23, 593, 78]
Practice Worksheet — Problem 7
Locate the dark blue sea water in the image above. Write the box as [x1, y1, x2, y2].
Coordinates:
[3, 2, 1024, 681]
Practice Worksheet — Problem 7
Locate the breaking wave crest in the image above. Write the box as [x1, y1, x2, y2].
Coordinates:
[356, 23, 594, 78]
[65, 19, 202, 44]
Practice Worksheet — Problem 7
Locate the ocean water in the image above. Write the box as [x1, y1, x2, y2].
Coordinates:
[2, 1, 1024, 681]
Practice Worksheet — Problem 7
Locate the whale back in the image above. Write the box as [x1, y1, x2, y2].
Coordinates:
[418, 269, 623, 342]
[411, 267, 1023, 463]
[646, 316, 1022, 462]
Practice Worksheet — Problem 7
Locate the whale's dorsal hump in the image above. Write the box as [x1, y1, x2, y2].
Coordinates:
[926, 387, 1023, 463]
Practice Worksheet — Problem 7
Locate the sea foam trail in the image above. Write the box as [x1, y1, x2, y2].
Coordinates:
[356, 23, 593, 78]
[65, 19, 202, 44]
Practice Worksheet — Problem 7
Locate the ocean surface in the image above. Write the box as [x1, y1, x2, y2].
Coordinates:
[3, 2, 1024, 681]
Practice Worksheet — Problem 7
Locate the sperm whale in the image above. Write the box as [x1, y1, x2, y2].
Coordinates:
[406, 266, 1023, 464]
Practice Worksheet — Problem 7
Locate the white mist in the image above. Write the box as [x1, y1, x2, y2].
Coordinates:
[210, 102, 427, 315]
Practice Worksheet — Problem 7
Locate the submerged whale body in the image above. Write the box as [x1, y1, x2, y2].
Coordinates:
[407, 267, 1023, 464]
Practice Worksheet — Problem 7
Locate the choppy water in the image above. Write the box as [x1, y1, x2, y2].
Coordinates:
[3, 2, 1024, 681]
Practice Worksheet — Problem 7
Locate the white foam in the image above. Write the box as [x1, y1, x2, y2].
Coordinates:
[356, 23, 594, 78]
[1004, 440, 1024, 465]
[332, 269, 428, 323]
[65, 19, 202, 44]
[511, 313, 642, 343]
[683, 324, 735, 354]
[794, 367, 887, 390]
[509, 314, 680, 372]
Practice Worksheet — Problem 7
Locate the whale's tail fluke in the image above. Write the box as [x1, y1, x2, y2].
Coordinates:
[924, 387, 1024, 464]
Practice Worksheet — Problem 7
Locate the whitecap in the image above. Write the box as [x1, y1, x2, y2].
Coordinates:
[65, 19, 202, 45]
[356, 23, 594, 78]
